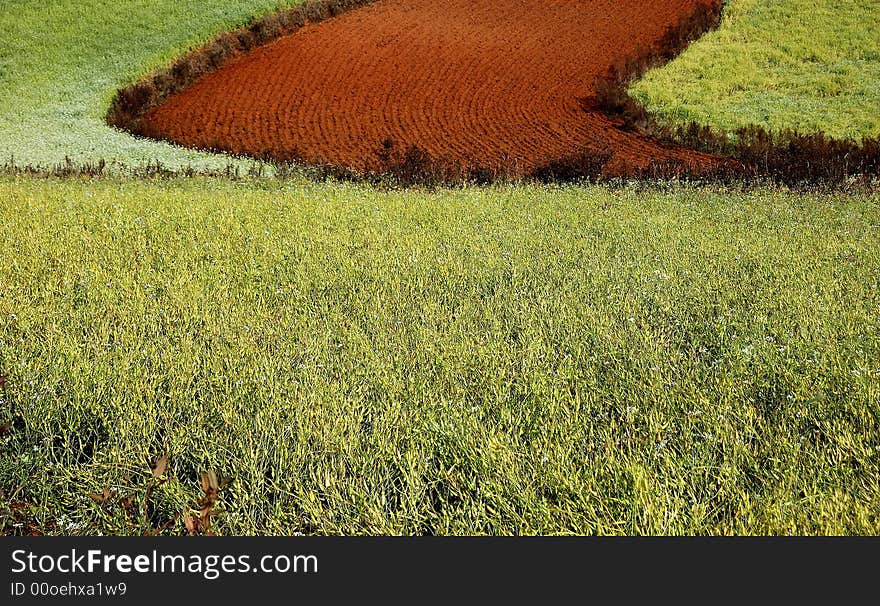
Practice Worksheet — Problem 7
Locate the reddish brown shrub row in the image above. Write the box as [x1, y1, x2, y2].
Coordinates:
[107, 0, 380, 132]
[367, 138, 515, 186]
[530, 148, 612, 183]
[675, 125, 880, 185]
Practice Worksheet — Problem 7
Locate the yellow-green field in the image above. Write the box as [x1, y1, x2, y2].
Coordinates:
[1, 177, 878, 534]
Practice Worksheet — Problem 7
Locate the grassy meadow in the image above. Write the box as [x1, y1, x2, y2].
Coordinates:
[1, 176, 879, 535]
[632, 0, 880, 141]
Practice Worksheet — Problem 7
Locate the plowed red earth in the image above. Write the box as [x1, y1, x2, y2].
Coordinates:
[141, 0, 723, 177]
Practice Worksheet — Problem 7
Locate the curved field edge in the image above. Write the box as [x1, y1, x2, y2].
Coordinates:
[1, 175, 879, 535]
[110, 0, 879, 185]
[0, 0, 319, 170]
[630, 0, 880, 142]
[121, 0, 729, 181]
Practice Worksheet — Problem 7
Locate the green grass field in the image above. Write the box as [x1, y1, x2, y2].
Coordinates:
[632, 0, 880, 141]
[0, 0, 306, 169]
[1, 0, 878, 535]
[1, 177, 878, 535]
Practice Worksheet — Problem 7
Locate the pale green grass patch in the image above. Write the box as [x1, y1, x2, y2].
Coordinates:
[0, 0, 304, 168]
[632, 0, 880, 140]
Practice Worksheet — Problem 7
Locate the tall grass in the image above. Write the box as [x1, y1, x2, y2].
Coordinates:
[1, 176, 878, 535]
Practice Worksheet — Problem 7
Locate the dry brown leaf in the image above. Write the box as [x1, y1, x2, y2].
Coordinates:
[152, 454, 168, 478]
[89, 488, 111, 503]
[183, 512, 195, 535]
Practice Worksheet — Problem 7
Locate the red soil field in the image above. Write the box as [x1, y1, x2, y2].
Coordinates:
[140, 0, 724, 177]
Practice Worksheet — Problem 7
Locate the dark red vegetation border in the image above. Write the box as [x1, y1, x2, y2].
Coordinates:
[106, 0, 879, 187]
